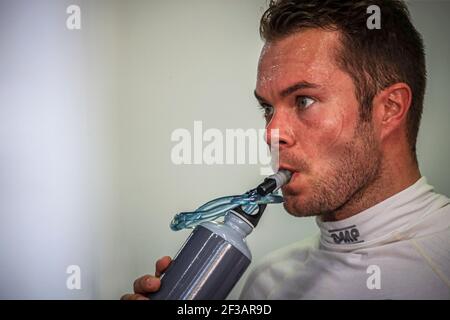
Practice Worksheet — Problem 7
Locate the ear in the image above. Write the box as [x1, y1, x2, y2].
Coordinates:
[372, 82, 412, 140]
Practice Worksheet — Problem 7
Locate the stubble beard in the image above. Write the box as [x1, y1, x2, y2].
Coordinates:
[284, 119, 383, 220]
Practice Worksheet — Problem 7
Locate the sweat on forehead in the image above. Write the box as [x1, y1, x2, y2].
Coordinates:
[256, 29, 343, 93]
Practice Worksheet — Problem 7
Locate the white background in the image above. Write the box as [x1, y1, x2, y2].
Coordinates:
[0, 0, 449, 299]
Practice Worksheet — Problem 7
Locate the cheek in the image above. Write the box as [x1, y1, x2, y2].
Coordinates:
[296, 100, 358, 159]
[313, 113, 345, 149]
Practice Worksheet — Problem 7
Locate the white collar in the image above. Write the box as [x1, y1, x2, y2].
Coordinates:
[315, 177, 449, 252]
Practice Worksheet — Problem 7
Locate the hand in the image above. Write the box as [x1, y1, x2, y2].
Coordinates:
[120, 256, 172, 300]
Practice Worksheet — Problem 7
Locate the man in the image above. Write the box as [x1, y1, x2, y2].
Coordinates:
[122, 0, 450, 300]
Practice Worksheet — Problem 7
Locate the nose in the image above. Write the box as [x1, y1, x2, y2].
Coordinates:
[265, 108, 295, 150]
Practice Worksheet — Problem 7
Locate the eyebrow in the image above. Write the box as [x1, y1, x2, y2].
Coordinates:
[254, 81, 320, 103]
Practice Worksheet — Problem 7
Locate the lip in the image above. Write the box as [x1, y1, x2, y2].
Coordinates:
[288, 172, 300, 184]
[277, 164, 297, 174]
[277, 165, 299, 186]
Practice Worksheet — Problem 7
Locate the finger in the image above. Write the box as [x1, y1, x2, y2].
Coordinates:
[120, 293, 149, 300]
[155, 256, 172, 277]
[133, 275, 161, 294]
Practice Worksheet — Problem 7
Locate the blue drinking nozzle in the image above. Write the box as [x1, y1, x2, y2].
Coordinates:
[170, 170, 292, 231]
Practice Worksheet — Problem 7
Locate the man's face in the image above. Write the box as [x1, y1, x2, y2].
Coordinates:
[256, 29, 381, 218]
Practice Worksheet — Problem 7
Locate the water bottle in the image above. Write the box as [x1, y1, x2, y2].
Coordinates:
[148, 170, 291, 300]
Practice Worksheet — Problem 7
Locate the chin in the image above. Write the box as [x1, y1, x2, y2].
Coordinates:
[282, 196, 310, 218]
[282, 191, 324, 218]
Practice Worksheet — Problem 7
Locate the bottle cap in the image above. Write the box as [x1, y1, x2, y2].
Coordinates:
[232, 204, 267, 228]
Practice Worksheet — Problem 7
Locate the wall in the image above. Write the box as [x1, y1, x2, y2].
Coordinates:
[0, 0, 448, 299]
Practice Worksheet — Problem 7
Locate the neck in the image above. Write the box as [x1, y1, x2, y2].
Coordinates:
[322, 157, 421, 222]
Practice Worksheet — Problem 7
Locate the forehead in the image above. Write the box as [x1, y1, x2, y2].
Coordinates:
[257, 29, 342, 90]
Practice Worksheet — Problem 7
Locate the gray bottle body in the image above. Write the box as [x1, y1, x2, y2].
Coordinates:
[149, 211, 253, 300]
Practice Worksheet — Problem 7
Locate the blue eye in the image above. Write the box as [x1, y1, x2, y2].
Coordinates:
[296, 96, 315, 110]
[258, 104, 274, 119]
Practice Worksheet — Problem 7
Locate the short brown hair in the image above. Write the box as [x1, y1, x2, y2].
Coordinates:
[260, 0, 426, 159]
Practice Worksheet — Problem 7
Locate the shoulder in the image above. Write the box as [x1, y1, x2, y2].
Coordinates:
[239, 234, 320, 300]
[410, 223, 450, 276]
